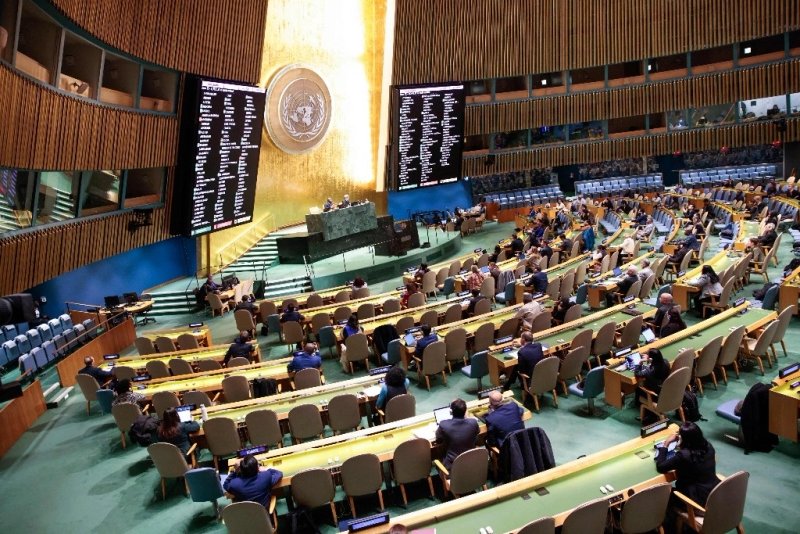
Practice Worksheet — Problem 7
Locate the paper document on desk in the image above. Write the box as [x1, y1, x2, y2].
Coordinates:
[413, 423, 438, 442]
[362, 385, 382, 397]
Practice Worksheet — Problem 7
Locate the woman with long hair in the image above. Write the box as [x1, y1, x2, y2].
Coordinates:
[342, 314, 362, 341]
[691, 265, 723, 312]
[656, 422, 720, 507]
[156, 407, 199, 453]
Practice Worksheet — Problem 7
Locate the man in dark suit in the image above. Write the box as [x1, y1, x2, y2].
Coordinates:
[414, 323, 438, 359]
[435, 398, 479, 469]
[466, 288, 486, 316]
[287, 342, 322, 372]
[509, 233, 524, 254]
[484, 390, 524, 446]
[503, 332, 545, 391]
[539, 240, 553, 264]
[78, 356, 114, 386]
[280, 304, 304, 323]
[525, 266, 548, 294]
[606, 266, 639, 307]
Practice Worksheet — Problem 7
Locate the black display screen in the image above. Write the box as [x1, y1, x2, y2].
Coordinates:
[394, 83, 465, 190]
[172, 77, 266, 237]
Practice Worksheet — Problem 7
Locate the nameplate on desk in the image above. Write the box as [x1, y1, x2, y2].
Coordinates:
[623, 295, 636, 303]
[189, 322, 204, 328]
[405, 327, 421, 335]
[478, 385, 502, 400]
[641, 419, 669, 438]
[502, 347, 513, 353]
[531, 292, 543, 299]
[338, 320, 348, 326]
[103, 354, 119, 361]
[132, 374, 150, 382]
[396, 286, 406, 291]
[457, 291, 470, 297]
[459, 270, 468, 275]
[369, 366, 391, 376]
[615, 346, 633, 358]
[677, 271, 686, 277]
[494, 335, 513, 345]
[474, 247, 483, 253]
[237, 445, 268, 458]
[734, 297, 746, 307]
[778, 362, 800, 379]
[347, 512, 390, 532]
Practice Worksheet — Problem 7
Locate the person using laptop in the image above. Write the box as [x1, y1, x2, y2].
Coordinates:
[375, 367, 409, 414]
[606, 266, 638, 307]
[435, 398, 479, 469]
[223, 454, 283, 509]
[634, 348, 671, 410]
[503, 332, 545, 392]
[154, 407, 200, 454]
[524, 265, 548, 294]
[224, 331, 255, 366]
[414, 324, 438, 360]
[287, 342, 322, 372]
[484, 390, 524, 446]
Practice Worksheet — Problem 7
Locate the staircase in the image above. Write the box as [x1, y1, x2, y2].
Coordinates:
[263, 275, 312, 299]
[0, 202, 25, 233]
[226, 234, 281, 277]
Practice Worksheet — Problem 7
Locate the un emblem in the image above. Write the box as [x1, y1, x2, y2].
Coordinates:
[265, 65, 332, 154]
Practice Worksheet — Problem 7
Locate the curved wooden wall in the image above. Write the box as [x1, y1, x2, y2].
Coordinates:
[393, 0, 800, 84]
[48, 0, 268, 83]
[465, 60, 800, 135]
[0, 64, 177, 170]
[461, 119, 800, 177]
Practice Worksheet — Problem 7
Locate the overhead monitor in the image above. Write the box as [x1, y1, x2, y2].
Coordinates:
[393, 82, 465, 190]
[171, 76, 267, 237]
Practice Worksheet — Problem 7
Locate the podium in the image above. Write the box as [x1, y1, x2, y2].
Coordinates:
[305, 202, 377, 241]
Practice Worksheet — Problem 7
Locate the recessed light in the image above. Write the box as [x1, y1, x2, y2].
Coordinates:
[541, 79, 547, 86]
[743, 47, 752, 55]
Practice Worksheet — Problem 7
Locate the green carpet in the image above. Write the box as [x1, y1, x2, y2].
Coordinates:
[1, 219, 799, 533]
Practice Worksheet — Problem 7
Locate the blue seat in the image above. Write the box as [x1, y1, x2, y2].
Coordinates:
[14, 334, 32, 354]
[495, 281, 516, 305]
[18, 353, 36, 374]
[0, 328, 6, 345]
[317, 325, 337, 357]
[82, 319, 98, 339]
[73, 323, 87, 343]
[461, 350, 489, 390]
[31, 347, 47, 370]
[2, 340, 20, 364]
[42, 340, 58, 362]
[381, 338, 402, 365]
[26, 329, 42, 349]
[715, 399, 741, 425]
[48, 318, 63, 337]
[59, 314, 73, 330]
[2, 325, 18, 339]
[53, 334, 67, 356]
[567, 366, 605, 414]
[96, 389, 115, 415]
[440, 277, 456, 298]
[266, 314, 281, 340]
[36, 323, 53, 342]
[573, 284, 588, 305]
[185, 467, 226, 518]
[63, 328, 77, 350]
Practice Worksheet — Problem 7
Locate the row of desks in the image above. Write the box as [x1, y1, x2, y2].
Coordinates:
[98, 342, 261, 374]
[671, 249, 744, 310]
[138, 324, 213, 348]
[362, 424, 678, 533]
[769, 368, 800, 443]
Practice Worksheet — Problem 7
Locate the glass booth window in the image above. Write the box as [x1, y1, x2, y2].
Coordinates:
[691, 45, 733, 74]
[0, 169, 34, 231]
[667, 110, 690, 131]
[739, 95, 787, 122]
[531, 125, 565, 145]
[648, 53, 688, 81]
[494, 75, 528, 100]
[691, 103, 735, 128]
[568, 121, 604, 141]
[466, 79, 492, 103]
[100, 53, 139, 108]
[37, 171, 78, 224]
[140, 68, 177, 113]
[16, 0, 61, 84]
[0, 0, 19, 64]
[58, 31, 102, 99]
[80, 170, 120, 215]
[124, 168, 165, 208]
[790, 92, 800, 116]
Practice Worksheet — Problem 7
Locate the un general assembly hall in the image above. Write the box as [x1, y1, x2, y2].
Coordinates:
[2, 1, 800, 533]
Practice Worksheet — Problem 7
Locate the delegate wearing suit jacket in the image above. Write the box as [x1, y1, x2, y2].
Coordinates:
[435, 417, 480, 469]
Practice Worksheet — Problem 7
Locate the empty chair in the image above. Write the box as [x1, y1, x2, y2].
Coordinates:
[334, 290, 351, 303]
[392, 438, 435, 506]
[590, 322, 616, 367]
[222, 375, 251, 402]
[479, 276, 496, 301]
[152, 391, 181, 418]
[444, 328, 468, 373]
[75, 374, 102, 414]
[304, 293, 323, 309]
[203, 417, 242, 470]
[59, 313, 73, 330]
[293, 367, 322, 390]
[310, 313, 331, 337]
[291, 468, 338, 526]
[259, 301, 278, 321]
[769, 305, 794, 359]
[135, 337, 157, 355]
[196, 359, 222, 372]
[207, 293, 230, 316]
[529, 311, 552, 334]
[380, 338, 402, 365]
[694, 336, 723, 394]
[41, 340, 57, 363]
[155, 336, 178, 353]
[570, 329, 593, 365]
[147, 442, 195, 500]
[341, 453, 385, 518]
[62, 328, 77, 349]
[517, 517, 556, 534]
[674, 471, 749, 534]
[169, 358, 194, 376]
[382, 298, 401, 314]
[618, 482, 672, 534]
[280, 321, 304, 353]
[234, 309, 256, 336]
[185, 467, 227, 520]
[413, 340, 447, 390]
[421, 270, 438, 299]
[18, 353, 37, 375]
[521, 356, 560, 412]
[473, 298, 492, 316]
[14, 334, 32, 354]
[343, 332, 372, 373]
[222, 501, 275, 534]
[419, 310, 439, 329]
[563, 303, 583, 323]
[357, 303, 375, 320]
[473, 322, 496, 353]
[557, 347, 585, 396]
[379, 393, 416, 424]
[317, 326, 338, 358]
[567, 366, 605, 414]
[740, 320, 778, 375]
[176, 333, 200, 350]
[561, 497, 609, 534]
[47, 318, 63, 337]
[36, 323, 53, 343]
[639, 367, 692, 422]
[25, 329, 42, 349]
[395, 316, 415, 333]
[72, 323, 87, 343]
[111, 402, 143, 448]
[288, 404, 324, 443]
[461, 350, 489, 390]
[436, 447, 489, 498]
[112, 365, 137, 381]
[30, 347, 47, 370]
[616, 315, 643, 348]
[227, 356, 251, 367]
[497, 316, 519, 339]
[145, 359, 170, 378]
[245, 409, 284, 448]
[407, 292, 426, 308]
[327, 393, 362, 434]
[443, 303, 463, 324]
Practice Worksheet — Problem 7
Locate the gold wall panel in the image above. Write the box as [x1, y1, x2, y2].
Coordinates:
[207, 0, 389, 267]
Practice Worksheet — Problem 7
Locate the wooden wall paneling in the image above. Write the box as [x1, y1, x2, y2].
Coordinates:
[0, 380, 46, 458]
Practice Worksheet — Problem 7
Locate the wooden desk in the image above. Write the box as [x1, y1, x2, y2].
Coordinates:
[487, 300, 657, 386]
[332, 296, 467, 339]
[603, 304, 776, 408]
[297, 290, 402, 326]
[769, 369, 800, 442]
[98, 342, 260, 372]
[402, 251, 483, 285]
[245, 392, 529, 489]
[140, 325, 212, 347]
[779, 265, 800, 316]
[360, 424, 678, 533]
[132, 359, 294, 401]
[515, 254, 590, 304]
[586, 251, 661, 309]
[670, 250, 742, 310]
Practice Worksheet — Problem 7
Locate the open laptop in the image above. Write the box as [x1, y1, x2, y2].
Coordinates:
[480, 266, 490, 274]
[404, 327, 421, 346]
[625, 352, 643, 369]
[612, 267, 622, 277]
[433, 406, 453, 425]
[176, 404, 195, 423]
[641, 328, 656, 343]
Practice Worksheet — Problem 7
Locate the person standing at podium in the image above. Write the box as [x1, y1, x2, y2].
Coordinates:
[339, 194, 351, 208]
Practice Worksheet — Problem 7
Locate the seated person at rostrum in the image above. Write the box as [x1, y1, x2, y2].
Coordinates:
[339, 194, 351, 208]
[503, 331, 545, 392]
[606, 266, 639, 307]
[323, 197, 335, 211]
[484, 390, 524, 446]
[435, 398, 479, 469]
[223, 331, 255, 366]
[287, 342, 322, 372]
[203, 274, 221, 294]
[224, 454, 283, 509]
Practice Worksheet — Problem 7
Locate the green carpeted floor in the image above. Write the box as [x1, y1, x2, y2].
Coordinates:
[1, 220, 799, 533]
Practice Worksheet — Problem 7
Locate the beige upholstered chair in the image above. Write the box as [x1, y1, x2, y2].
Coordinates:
[222, 501, 275, 534]
[135, 336, 156, 355]
[111, 402, 142, 448]
[377, 393, 416, 424]
[716, 325, 745, 383]
[413, 340, 447, 390]
[245, 409, 283, 448]
[344, 332, 371, 373]
[392, 438, 434, 506]
[674, 471, 749, 534]
[222, 375, 251, 402]
[293, 368, 322, 390]
[147, 442, 196, 499]
[639, 367, 692, 422]
[196, 359, 222, 372]
[288, 404, 324, 443]
[227, 356, 250, 368]
[177, 333, 200, 350]
[341, 453, 385, 517]
[203, 416, 241, 470]
[327, 394, 362, 434]
[619, 481, 672, 534]
[694, 336, 723, 394]
[152, 391, 180, 418]
[168, 358, 194, 376]
[291, 469, 338, 526]
[305, 293, 324, 308]
[155, 336, 178, 353]
[444, 327, 468, 373]
[435, 447, 489, 498]
[112, 365, 136, 381]
[517, 517, 556, 534]
[520, 356, 560, 412]
[207, 293, 230, 317]
[561, 497, 609, 534]
[183, 390, 216, 408]
[558, 347, 585, 396]
[145, 359, 170, 378]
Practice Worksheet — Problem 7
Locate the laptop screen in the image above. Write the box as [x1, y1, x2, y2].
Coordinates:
[641, 328, 656, 343]
[612, 267, 622, 277]
[625, 352, 642, 368]
[404, 333, 417, 346]
[176, 404, 195, 423]
[433, 406, 453, 425]
[480, 266, 490, 274]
